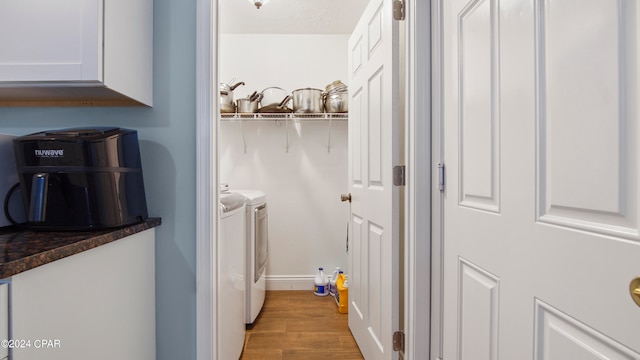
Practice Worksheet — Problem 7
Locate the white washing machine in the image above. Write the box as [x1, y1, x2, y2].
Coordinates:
[218, 192, 246, 360]
[234, 190, 268, 325]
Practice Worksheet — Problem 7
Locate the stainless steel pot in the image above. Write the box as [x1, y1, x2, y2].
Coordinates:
[219, 81, 245, 113]
[220, 91, 235, 113]
[324, 91, 348, 113]
[292, 88, 323, 113]
[237, 98, 259, 114]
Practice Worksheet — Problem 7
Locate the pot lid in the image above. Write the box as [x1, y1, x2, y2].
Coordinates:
[292, 88, 323, 92]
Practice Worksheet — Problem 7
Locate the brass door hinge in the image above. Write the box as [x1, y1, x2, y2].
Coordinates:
[393, 0, 406, 21]
[393, 330, 405, 352]
[393, 165, 406, 186]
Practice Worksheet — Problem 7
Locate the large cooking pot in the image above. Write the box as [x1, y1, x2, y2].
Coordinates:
[292, 88, 324, 113]
[324, 91, 348, 113]
[219, 81, 245, 113]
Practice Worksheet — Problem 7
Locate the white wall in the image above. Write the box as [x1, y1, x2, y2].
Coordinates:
[220, 34, 349, 99]
[220, 34, 350, 287]
[0, 1, 199, 358]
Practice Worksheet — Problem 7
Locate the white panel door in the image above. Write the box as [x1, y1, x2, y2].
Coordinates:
[348, 0, 400, 358]
[440, 0, 640, 359]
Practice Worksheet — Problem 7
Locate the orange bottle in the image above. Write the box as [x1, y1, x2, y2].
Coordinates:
[335, 273, 349, 314]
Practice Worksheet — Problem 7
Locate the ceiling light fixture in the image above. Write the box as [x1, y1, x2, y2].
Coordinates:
[251, 0, 268, 9]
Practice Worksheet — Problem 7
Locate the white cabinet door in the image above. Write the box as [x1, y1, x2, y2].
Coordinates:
[0, 0, 101, 82]
[11, 230, 155, 360]
[0, 282, 7, 360]
[0, 0, 152, 106]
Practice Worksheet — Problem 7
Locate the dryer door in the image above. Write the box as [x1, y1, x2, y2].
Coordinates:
[254, 204, 268, 282]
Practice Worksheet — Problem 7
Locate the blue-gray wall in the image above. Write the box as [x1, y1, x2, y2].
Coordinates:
[0, 0, 199, 358]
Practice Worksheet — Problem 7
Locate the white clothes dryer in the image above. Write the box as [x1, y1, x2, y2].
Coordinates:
[234, 189, 267, 325]
[217, 192, 246, 360]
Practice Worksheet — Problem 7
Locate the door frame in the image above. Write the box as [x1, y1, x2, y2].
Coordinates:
[193, 1, 431, 359]
[429, 1, 445, 359]
[195, 0, 218, 359]
[404, 0, 432, 359]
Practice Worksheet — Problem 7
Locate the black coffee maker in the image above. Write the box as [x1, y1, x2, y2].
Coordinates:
[9, 127, 148, 230]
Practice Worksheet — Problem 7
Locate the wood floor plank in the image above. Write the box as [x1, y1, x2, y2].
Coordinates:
[282, 350, 364, 360]
[248, 317, 287, 332]
[339, 334, 361, 350]
[286, 318, 349, 333]
[239, 349, 283, 360]
[240, 290, 363, 360]
[244, 332, 340, 350]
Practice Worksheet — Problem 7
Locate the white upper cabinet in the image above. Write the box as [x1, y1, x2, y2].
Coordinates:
[0, 0, 101, 82]
[0, 0, 153, 106]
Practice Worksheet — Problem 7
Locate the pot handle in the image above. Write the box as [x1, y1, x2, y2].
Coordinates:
[229, 81, 245, 91]
[277, 95, 291, 108]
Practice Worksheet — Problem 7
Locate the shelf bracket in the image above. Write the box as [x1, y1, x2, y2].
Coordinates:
[285, 117, 290, 153]
[327, 116, 333, 153]
[240, 118, 247, 154]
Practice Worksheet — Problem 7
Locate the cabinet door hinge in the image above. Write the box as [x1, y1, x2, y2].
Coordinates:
[393, 0, 406, 21]
[437, 163, 445, 191]
[393, 165, 406, 186]
[393, 330, 405, 352]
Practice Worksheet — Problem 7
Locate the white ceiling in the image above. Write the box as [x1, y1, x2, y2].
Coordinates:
[219, 0, 370, 34]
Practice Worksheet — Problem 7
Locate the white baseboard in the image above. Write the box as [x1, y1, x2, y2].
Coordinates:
[265, 275, 314, 291]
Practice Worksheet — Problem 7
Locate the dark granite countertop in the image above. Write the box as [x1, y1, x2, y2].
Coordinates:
[0, 218, 161, 278]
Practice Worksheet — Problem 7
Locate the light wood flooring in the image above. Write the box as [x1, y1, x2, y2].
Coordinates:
[240, 290, 364, 360]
